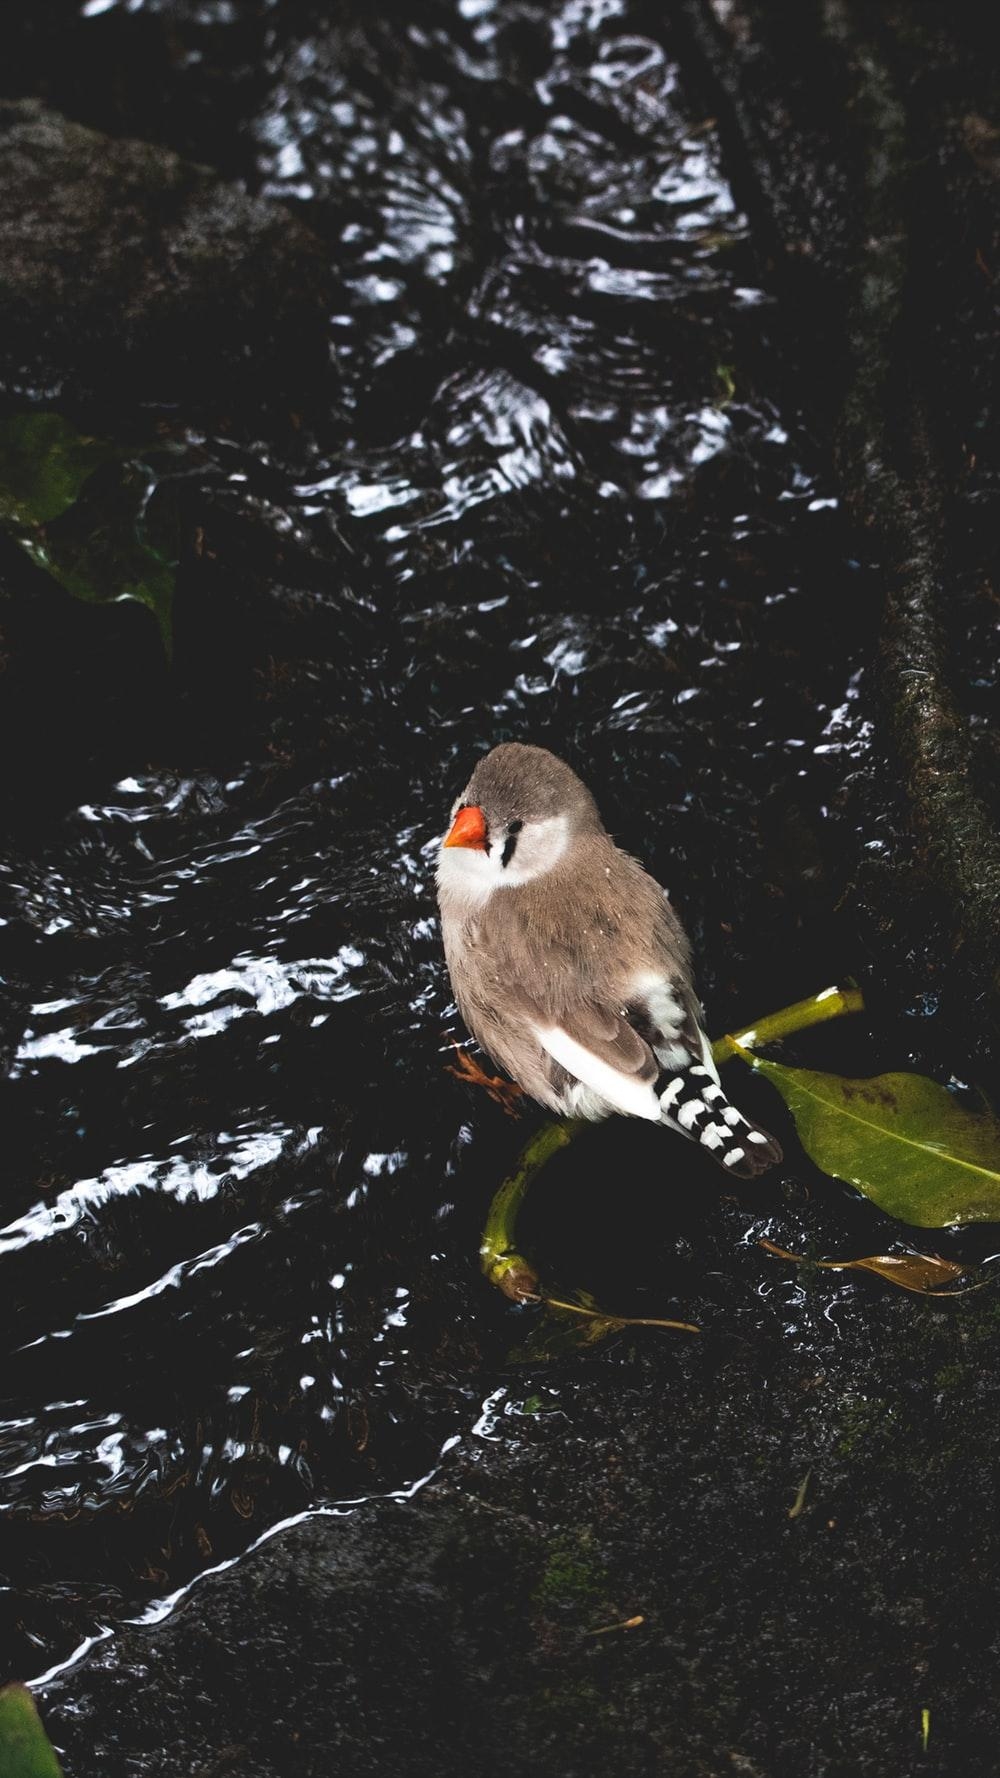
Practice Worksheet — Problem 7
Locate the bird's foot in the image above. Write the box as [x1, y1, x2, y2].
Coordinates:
[446, 1043, 525, 1117]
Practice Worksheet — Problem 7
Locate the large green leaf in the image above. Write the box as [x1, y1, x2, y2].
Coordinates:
[0, 1684, 64, 1778]
[746, 1053, 1000, 1227]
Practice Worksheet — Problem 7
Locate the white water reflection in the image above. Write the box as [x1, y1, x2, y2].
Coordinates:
[75, 1223, 264, 1324]
[159, 947, 366, 1038]
[0, 1126, 291, 1255]
[11, 946, 368, 1079]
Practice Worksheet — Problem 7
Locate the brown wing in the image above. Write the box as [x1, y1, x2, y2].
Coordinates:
[497, 988, 663, 1119]
[558, 998, 660, 1084]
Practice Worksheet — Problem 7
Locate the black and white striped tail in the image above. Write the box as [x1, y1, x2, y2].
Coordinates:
[656, 1061, 782, 1180]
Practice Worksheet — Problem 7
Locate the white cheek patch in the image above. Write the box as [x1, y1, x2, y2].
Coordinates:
[534, 1025, 661, 1122]
[499, 815, 570, 887]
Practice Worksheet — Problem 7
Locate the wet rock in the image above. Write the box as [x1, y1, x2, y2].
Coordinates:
[42, 1491, 546, 1778]
[42, 1271, 1000, 1778]
[0, 99, 334, 413]
[1, 0, 271, 181]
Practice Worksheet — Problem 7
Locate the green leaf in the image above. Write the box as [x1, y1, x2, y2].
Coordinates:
[744, 1053, 1000, 1227]
[0, 414, 175, 653]
[0, 1684, 65, 1778]
[715, 363, 736, 405]
[0, 412, 119, 526]
[519, 1394, 547, 1414]
[31, 463, 176, 653]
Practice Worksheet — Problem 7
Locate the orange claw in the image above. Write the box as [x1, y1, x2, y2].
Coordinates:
[446, 1042, 526, 1117]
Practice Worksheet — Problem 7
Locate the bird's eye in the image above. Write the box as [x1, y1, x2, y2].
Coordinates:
[500, 820, 523, 869]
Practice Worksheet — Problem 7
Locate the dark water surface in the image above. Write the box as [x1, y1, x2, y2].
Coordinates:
[1, 0, 885, 1686]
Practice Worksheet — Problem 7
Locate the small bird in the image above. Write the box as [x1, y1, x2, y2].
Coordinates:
[436, 742, 782, 1178]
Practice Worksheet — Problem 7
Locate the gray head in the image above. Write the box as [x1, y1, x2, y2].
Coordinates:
[437, 743, 604, 899]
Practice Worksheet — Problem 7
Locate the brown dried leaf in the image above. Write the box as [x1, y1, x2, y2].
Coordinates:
[760, 1238, 971, 1294]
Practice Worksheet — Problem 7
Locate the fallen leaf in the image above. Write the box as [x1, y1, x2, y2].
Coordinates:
[27, 462, 175, 653]
[543, 1295, 698, 1335]
[760, 1238, 971, 1294]
[788, 1468, 812, 1520]
[508, 1293, 698, 1361]
[738, 1048, 1000, 1226]
[587, 1615, 645, 1636]
[0, 1684, 64, 1778]
[715, 363, 736, 404]
[0, 414, 176, 651]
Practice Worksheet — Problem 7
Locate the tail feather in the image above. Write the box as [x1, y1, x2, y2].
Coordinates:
[656, 1061, 782, 1179]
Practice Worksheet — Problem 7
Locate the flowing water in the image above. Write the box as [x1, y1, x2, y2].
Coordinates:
[0, 0, 882, 1685]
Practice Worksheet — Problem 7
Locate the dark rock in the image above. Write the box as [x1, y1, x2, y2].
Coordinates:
[41, 1490, 545, 1778]
[41, 1268, 1000, 1778]
[1, 0, 271, 181]
[0, 99, 334, 413]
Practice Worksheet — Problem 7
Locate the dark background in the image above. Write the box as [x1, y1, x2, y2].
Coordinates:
[2, 1, 1000, 1773]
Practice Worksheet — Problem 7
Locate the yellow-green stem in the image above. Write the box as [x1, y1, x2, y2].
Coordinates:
[479, 1119, 581, 1298]
[711, 985, 864, 1067]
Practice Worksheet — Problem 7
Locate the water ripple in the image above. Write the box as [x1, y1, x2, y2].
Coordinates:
[0, 0, 868, 1686]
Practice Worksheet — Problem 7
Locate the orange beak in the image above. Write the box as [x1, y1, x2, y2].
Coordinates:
[443, 804, 488, 851]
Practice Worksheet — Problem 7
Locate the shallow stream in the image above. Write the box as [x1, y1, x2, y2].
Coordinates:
[1, 0, 893, 1687]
